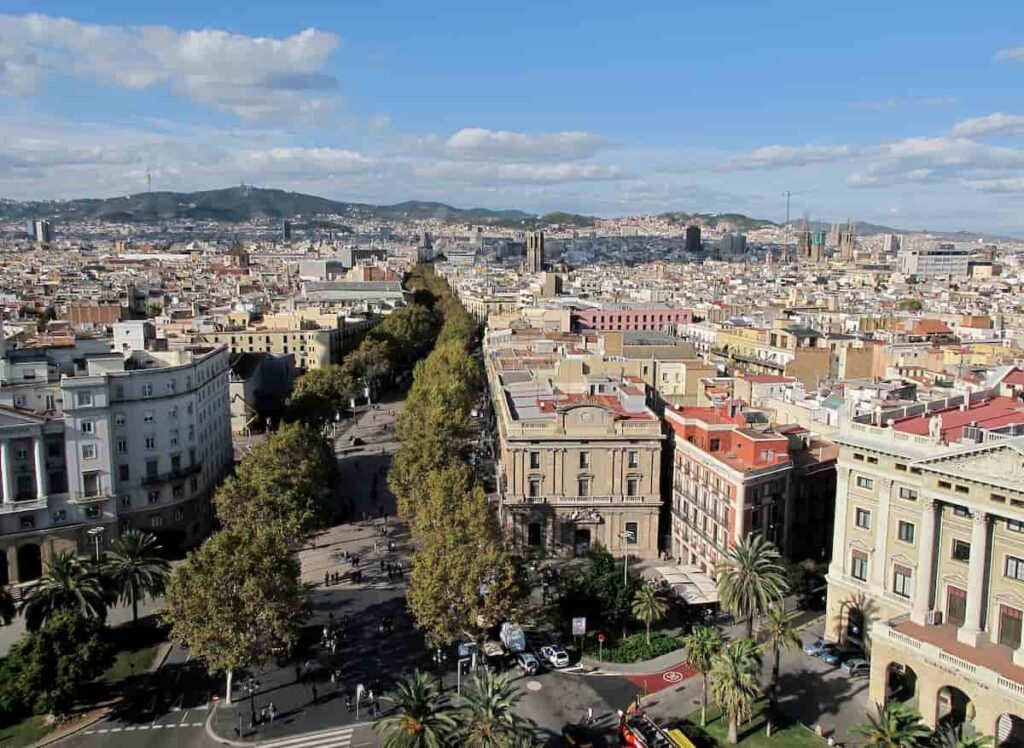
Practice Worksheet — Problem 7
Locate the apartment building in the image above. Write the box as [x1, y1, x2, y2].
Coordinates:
[825, 387, 1024, 741]
[664, 403, 836, 573]
[0, 339, 233, 587]
[487, 337, 664, 560]
[572, 303, 694, 334]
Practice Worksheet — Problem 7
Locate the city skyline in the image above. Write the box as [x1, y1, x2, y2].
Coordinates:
[2, 2, 1024, 233]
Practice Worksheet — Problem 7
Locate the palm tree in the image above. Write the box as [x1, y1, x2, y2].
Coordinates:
[0, 585, 15, 625]
[374, 670, 457, 748]
[103, 530, 170, 626]
[682, 626, 723, 727]
[457, 669, 526, 747]
[20, 550, 107, 631]
[715, 533, 789, 637]
[854, 702, 931, 747]
[758, 604, 800, 736]
[931, 722, 992, 748]
[708, 638, 763, 745]
[631, 583, 669, 645]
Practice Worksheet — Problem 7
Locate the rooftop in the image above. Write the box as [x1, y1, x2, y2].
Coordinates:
[891, 395, 1024, 441]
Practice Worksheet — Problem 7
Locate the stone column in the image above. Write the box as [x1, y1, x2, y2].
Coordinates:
[872, 478, 893, 589]
[33, 435, 47, 500]
[957, 510, 991, 646]
[828, 466, 851, 579]
[911, 499, 940, 626]
[0, 440, 12, 504]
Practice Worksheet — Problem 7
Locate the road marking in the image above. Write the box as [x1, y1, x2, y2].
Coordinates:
[663, 671, 684, 683]
[259, 725, 355, 748]
[526, 680, 543, 691]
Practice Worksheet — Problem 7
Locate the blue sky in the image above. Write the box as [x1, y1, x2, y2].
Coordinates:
[2, 1, 1024, 232]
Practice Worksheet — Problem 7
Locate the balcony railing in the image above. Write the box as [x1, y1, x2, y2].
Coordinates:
[70, 492, 111, 504]
[0, 498, 48, 515]
[141, 463, 202, 486]
[555, 495, 614, 504]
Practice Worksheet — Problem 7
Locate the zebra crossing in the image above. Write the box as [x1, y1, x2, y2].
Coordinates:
[258, 725, 356, 748]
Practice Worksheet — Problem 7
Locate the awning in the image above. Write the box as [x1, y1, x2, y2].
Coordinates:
[655, 565, 719, 606]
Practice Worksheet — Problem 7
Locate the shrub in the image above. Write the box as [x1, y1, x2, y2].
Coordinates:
[584, 632, 681, 663]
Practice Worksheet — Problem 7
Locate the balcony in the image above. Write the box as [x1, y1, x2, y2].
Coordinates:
[70, 492, 112, 505]
[141, 463, 202, 486]
[555, 495, 614, 504]
[0, 498, 48, 515]
[873, 617, 1024, 701]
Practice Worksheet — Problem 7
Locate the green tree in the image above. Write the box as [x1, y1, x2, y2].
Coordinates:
[348, 337, 393, 396]
[0, 585, 14, 626]
[457, 670, 525, 747]
[715, 533, 789, 637]
[288, 364, 360, 426]
[373, 670, 457, 748]
[758, 604, 800, 736]
[20, 550, 107, 632]
[0, 611, 110, 718]
[682, 626, 723, 727]
[932, 725, 992, 748]
[708, 638, 763, 745]
[854, 702, 931, 747]
[214, 422, 335, 547]
[103, 530, 170, 627]
[631, 583, 669, 645]
[558, 546, 641, 633]
[163, 528, 309, 703]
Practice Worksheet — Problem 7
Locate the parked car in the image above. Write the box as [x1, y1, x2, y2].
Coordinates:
[516, 652, 540, 675]
[540, 645, 570, 668]
[842, 658, 870, 677]
[818, 643, 844, 665]
[802, 639, 830, 657]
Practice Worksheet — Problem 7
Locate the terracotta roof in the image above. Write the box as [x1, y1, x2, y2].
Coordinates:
[892, 396, 1024, 441]
[909, 319, 952, 335]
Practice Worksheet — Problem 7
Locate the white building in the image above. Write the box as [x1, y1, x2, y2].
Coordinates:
[900, 245, 969, 279]
[0, 339, 233, 587]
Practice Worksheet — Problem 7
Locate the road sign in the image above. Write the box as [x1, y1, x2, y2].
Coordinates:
[571, 617, 586, 636]
[597, 633, 605, 643]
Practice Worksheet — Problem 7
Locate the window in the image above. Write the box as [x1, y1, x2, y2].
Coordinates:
[579, 451, 590, 469]
[628, 451, 639, 468]
[174, 508, 185, 522]
[81, 420, 94, 434]
[955, 484, 970, 495]
[898, 520, 915, 543]
[627, 477, 639, 497]
[81, 444, 96, 460]
[172, 484, 184, 499]
[147, 490, 160, 504]
[114, 384, 125, 400]
[52, 509, 66, 523]
[952, 539, 971, 562]
[16, 447, 27, 460]
[953, 505, 970, 517]
[170, 430, 179, 447]
[992, 493, 1007, 503]
[529, 452, 540, 470]
[578, 478, 590, 497]
[145, 436, 156, 450]
[169, 406, 178, 419]
[910, 467, 922, 475]
[947, 586, 967, 626]
[143, 410, 155, 424]
[851, 550, 868, 581]
[114, 413, 126, 427]
[855, 507, 872, 529]
[1008, 520, 1024, 533]
[151, 516, 163, 528]
[76, 391, 93, 407]
[895, 463, 908, 472]
[20, 516, 34, 530]
[938, 480, 952, 490]
[47, 442, 60, 458]
[1006, 555, 1024, 582]
[527, 522, 542, 546]
[528, 479, 541, 498]
[853, 453, 864, 462]
[1000, 606, 1023, 649]
[120, 495, 131, 509]
[624, 522, 638, 545]
[141, 383, 153, 397]
[118, 465, 130, 481]
[898, 487, 918, 501]
[146, 459, 158, 478]
[867, 456, 878, 465]
[84, 505, 100, 519]
[893, 564, 913, 598]
[855, 476, 874, 490]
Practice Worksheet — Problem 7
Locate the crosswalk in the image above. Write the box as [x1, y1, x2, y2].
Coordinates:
[259, 725, 356, 748]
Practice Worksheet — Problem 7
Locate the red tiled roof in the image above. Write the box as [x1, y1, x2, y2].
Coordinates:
[892, 396, 1024, 440]
[1002, 369, 1024, 386]
[909, 319, 952, 335]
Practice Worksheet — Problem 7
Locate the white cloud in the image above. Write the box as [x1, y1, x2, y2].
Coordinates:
[722, 143, 857, 170]
[0, 14, 340, 121]
[413, 159, 624, 184]
[242, 147, 376, 176]
[444, 127, 608, 162]
[952, 113, 1024, 138]
[995, 46, 1024, 62]
[847, 137, 1024, 188]
[964, 177, 1024, 193]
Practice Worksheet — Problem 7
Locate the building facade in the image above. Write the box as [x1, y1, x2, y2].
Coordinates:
[825, 391, 1024, 741]
[0, 342, 233, 587]
[572, 304, 694, 334]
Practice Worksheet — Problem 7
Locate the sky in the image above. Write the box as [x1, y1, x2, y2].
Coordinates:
[2, 1, 1024, 233]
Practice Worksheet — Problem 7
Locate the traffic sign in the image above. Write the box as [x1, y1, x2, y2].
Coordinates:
[571, 617, 586, 636]
[597, 633, 605, 643]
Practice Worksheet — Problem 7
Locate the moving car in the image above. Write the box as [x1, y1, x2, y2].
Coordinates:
[842, 657, 870, 677]
[516, 651, 540, 675]
[540, 644, 570, 668]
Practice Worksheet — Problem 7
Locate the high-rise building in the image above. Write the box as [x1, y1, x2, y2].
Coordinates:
[28, 220, 53, 244]
[880, 233, 901, 255]
[282, 220, 293, 240]
[719, 233, 747, 257]
[811, 230, 827, 263]
[525, 231, 545, 272]
[900, 244, 969, 279]
[839, 222, 857, 261]
[685, 226, 702, 253]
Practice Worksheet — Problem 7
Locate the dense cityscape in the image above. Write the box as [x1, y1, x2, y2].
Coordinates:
[3, 3, 1024, 748]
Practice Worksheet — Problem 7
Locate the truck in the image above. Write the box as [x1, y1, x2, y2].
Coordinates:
[499, 622, 526, 654]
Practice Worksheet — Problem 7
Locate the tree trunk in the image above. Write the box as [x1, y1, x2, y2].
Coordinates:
[225, 669, 233, 705]
[646, 620, 651, 645]
[700, 674, 708, 727]
[745, 615, 754, 638]
[728, 716, 738, 745]
[767, 644, 781, 737]
[130, 583, 138, 627]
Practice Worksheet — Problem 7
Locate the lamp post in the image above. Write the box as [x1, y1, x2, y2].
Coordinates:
[87, 526, 105, 564]
[244, 676, 260, 727]
[618, 530, 636, 586]
[432, 646, 447, 692]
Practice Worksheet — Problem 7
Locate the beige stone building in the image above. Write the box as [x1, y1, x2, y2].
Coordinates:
[825, 387, 1024, 743]
[486, 332, 664, 560]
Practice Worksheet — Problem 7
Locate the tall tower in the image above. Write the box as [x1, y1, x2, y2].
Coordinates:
[839, 219, 856, 261]
[811, 230, 827, 263]
[525, 231, 545, 272]
[685, 225, 702, 253]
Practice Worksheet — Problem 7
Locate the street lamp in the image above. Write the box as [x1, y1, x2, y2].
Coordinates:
[243, 676, 260, 727]
[618, 530, 636, 586]
[87, 526, 105, 564]
[432, 646, 447, 692]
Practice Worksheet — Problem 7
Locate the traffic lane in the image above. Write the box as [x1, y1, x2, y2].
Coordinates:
[64, 709, 212, 748]
[510, 668, 634, 745]
[621, 662, 696, 695]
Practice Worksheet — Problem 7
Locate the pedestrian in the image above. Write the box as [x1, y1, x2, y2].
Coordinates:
[268, 702, 277, 724]
[379, 558, 385, 572]
[373, 700, 380, 717]
[324, 571, 329, 587]
[311, 682, 319, 704]
[345, 692, 354, 712]
[294, 662, 302, 682]
[586, 707, 594, 725]
[388, 540, 395, 552]
[260, 705, 268, 725]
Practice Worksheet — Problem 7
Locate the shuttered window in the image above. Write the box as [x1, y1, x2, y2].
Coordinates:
[1000, 606, 1023, 650]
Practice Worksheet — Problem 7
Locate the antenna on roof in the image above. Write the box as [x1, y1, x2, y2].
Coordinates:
[146, 166, 152, 194]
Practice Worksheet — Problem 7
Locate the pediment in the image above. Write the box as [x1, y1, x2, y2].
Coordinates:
[915, 440, 1024, 492]
[0, 407, 45, 429]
